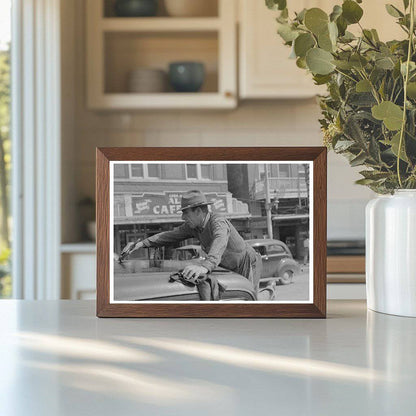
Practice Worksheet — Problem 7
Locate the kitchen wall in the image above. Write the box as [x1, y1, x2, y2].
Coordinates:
[61, 0, 374, 243]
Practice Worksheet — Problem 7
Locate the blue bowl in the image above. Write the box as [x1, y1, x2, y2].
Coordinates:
[114, 0, 158, 17]
[169, 62, 205, 93]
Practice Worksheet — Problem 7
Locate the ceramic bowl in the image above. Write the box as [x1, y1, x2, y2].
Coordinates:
[127, 68, 167, 93]
[168, 62, 205, 92]
[114, 0, 158, 17]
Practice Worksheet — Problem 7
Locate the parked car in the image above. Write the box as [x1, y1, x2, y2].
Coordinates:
[246, 239, 300, 285]
[114, 249, 279, 301]
[114, 268, 259, 301]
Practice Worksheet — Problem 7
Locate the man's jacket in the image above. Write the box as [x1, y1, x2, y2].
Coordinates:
[141, 213, 260, 287]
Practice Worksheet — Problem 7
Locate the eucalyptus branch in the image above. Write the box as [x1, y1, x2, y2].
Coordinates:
[397, 0, 415, 187]
[358, 22, 378, 49]
[358, 69, 381, 104]
[393, 86, 404, 103]
[390, 79, 398, 101]
[334, 68, 358, 83]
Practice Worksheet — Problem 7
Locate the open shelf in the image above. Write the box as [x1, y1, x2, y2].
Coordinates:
[104, 31, 218, 94]
[86, 0, 236, 109]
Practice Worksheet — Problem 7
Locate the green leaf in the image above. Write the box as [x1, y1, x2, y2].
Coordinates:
[369, 137, 381, 162]
[349, 92, 377, 107]
[295, 8, 307, 22]
[328, 21, 338, 45]
[330, 5, 343, 22]
[356, 79, 372, 92]
[403, 0, 410, 10]
[266, 0, 287, 11]
[401, 61, 416, 77]
[355, 178, 377, 185]
[342, 0, 363, 24]
[375, 56, 395, 70]
[304, 8, 329, 35]
[339, 31, 356, 42]
[334, 139, 356, 152]
[344, 113, 368, 147]
[407, 82, 416, 99]
[313, 74, 332, 85]
[385, 4, 404, 18]
[393, 61, 402, 79]
[382, 132, 409, 162]
[306, 48, 335, 75]
[350, 152, 368, 167]
[372, 101, 404, 130]
[359, 170, 391, 180]
[333, 59, 353, 70]
[350, 53, 368, 69]
[277, 23, 299, 42]
[371, 29, 380, 42]
[336, 15, 348, 36]
[370, 68, 386, 85]
[296, 57, 307, 69]
[294, 33, 315, 57]
[378, 78, 386, 100]
[362, 29, 375, 44]
[318, 31, 334, 52]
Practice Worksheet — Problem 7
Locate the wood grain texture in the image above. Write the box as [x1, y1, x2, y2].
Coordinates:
[96, 147, 327, 318]
[327, 256, 365, 274]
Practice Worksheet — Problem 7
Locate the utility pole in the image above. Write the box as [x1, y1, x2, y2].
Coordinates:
[264, 164, 273, 239]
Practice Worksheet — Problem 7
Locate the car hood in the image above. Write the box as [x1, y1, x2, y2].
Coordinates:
[114, 269, 255, 301]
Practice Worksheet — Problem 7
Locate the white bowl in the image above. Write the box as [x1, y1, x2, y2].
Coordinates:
[127, 68, 167, 92]
[164, 0, 217, 17]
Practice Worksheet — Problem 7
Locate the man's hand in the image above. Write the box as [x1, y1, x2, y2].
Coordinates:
[182, 264, 209, 282]
[120, 241, 144, 260]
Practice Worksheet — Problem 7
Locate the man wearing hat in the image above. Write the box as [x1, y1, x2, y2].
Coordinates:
[120, 190, 261, 295]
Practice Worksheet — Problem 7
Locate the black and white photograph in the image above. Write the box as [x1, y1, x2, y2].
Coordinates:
[110, 161, 313, 303]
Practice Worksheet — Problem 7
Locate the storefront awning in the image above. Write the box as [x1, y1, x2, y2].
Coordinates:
[114, 212, 252, 226]
[272, 214, 309, 221]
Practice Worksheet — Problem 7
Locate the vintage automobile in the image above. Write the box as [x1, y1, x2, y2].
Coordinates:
[114, 247, 279, 301]
[246, 239, 300, 285]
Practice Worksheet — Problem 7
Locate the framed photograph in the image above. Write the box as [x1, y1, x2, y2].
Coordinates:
[96, 147, 327, 318]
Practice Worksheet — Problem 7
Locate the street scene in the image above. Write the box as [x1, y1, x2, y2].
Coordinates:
[112, 162, 311, 302]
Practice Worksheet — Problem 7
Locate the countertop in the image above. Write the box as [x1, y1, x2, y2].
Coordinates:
[0, 300, 415, 415]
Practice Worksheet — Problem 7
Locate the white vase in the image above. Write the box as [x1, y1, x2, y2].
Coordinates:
[366, 190, 416, 317]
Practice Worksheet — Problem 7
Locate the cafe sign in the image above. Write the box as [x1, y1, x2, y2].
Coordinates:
[131, 192, 228, 217]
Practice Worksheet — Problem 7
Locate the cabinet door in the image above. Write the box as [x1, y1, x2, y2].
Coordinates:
[239, 0, 405, 99]
[239, 0, 322, 99]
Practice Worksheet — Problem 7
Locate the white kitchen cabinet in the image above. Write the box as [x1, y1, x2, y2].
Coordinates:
[86, 0, 237, 109]
[238, 0, 404, 99]
[61, 244, 96, 300]
[239, 0, 324, 99]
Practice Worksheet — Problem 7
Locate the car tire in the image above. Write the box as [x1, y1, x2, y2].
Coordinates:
[278, 269, 294, 285]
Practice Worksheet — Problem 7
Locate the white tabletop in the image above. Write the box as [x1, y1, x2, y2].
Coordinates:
[0, 300, 415, 416]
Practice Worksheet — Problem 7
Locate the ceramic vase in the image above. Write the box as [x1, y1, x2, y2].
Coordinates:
[366, 190, 416, 317]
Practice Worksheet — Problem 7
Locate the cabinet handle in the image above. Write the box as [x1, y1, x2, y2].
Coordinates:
[225, 91, 234, 98]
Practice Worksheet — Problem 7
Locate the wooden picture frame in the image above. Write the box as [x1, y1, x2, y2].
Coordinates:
[96, 147, 327, 318]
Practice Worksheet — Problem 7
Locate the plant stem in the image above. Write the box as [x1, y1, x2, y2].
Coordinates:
[398, 0, 415, 188]
[358, 69, 380, 104]
[334, 68, 357, 83]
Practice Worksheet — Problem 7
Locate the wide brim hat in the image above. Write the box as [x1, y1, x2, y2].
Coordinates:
[177, 190, 213, 212]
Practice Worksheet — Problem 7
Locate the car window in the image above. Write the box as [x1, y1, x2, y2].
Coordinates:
[267, 244, 285, 255]
[252, 245, 266, 256]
